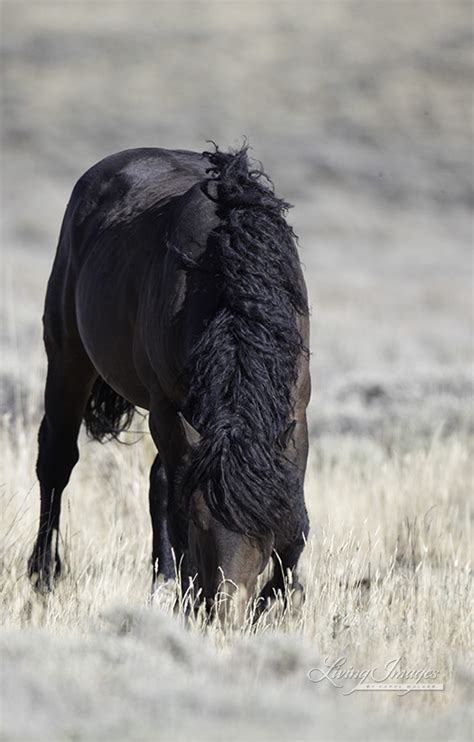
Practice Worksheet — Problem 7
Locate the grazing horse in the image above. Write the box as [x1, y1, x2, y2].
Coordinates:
[28, 144, 311, 614]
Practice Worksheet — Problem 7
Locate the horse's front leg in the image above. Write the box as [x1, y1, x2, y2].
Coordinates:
[148, 454, 175, 594]
[148, 395, 197, 600]
[258, 410, 310, 615]
[257, 538, 307, 616]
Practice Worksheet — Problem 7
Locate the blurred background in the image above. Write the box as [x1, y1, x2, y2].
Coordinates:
[1, 1, 472, 443]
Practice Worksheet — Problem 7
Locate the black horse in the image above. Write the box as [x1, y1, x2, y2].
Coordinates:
[28, 144, 311, 614]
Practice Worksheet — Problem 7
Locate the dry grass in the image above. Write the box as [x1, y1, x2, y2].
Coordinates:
[1, 392, 472, 739]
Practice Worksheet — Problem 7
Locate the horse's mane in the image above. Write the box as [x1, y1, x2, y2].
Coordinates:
[183, 143, 308, 540]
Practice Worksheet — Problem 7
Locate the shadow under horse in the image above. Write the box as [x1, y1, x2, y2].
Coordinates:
[28, 144, 311, 617]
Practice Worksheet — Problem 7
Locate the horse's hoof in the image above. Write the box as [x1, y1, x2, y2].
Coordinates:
[289, 581, 305, 611]
[150, 576, 178, 609]
[254, 579, 305, 621]
[28, 547, 61, 593]
[252, 582, 282, 622]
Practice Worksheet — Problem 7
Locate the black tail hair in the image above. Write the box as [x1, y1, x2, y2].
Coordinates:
[184, 143, 308, 539]
[84, 377, 135, 442]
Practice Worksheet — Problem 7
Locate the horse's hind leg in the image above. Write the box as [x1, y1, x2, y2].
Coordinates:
[28, 342, 95, 591]
[149, 453, 174, 593]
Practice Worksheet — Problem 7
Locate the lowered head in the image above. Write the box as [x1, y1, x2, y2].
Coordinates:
[188, 491, 274, 621]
